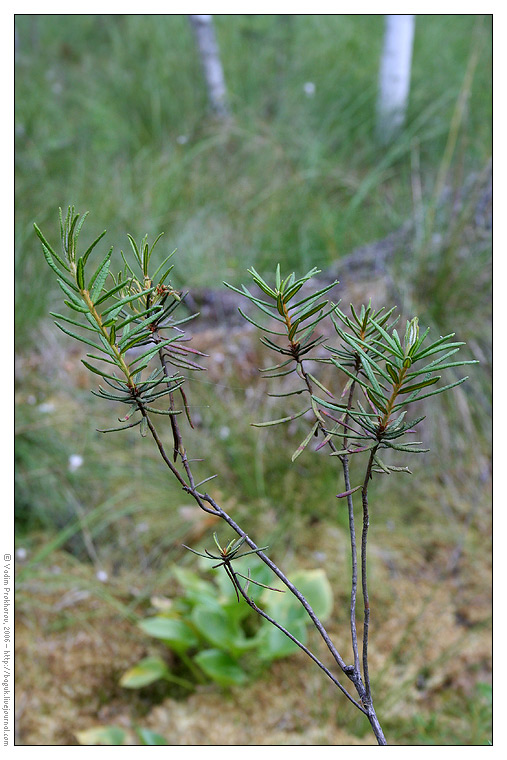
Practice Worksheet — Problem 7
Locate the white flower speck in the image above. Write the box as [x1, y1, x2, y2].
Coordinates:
[219, 426, 230, 440]
[303, 82, 316, 97]
[68, 454, 83, 473]
[38, 402, 55, 414]
[96, 570, 108, 583]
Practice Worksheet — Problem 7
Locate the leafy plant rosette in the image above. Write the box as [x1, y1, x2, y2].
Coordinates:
[120, 560, 334, 690]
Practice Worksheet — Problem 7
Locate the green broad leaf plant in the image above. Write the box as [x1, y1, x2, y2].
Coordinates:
[119, 562, 334, 691]
[36, 208, 477, 746]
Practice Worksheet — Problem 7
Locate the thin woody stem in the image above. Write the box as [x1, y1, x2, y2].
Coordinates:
[298, 361, 361, 680]
[138, 397, 349, 666]
[143, 325, 386, 743]
[361, 444, 379, 702]
[227, 564, 368, 714]
[341, 377, 361, 678]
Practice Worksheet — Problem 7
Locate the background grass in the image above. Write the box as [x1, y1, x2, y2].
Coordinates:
[15, 14, 491, 746]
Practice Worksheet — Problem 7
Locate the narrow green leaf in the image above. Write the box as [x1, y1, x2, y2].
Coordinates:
[296, 301, 328, 323]
[223, 281, 273, 309]
[34, 223, 70, 270]
[128, 337, 175, 367]
[310, 394, 348, 413]
[410, 325, 431, 356]
[251, 407, 311, 427]
[287, 320, 300, 341]
[86, 353, 118, 366]
[90, 250, 113, 302]
[68, 212, 79, 251]
[415, 338, 464, 361]
[385, 363, 399, 384]
[355, 349, 383, 394]
[73, 210, 89, 245]
[290, 282, 335, 310]
[237, 307, 285, 335]
[248, 267, 276, 298]
[399, 376, 440, 394]
[391, 329, 403, 354]
[259, 335, 286, 352]
[383, 441, 430, 453]
[267, 390, 306, 401]
[101, 287, 156, 316]
[260, 359, 292, 372]
[152, 249, 177, 282]
[54, 321, 107, 351]
[393, 376, 468, 408]
[93, 280, 128, 306]
[412, 332, 454, 357]
[41, 244, 78, 289]
[63, 300, 89, 313]
[148, 232, 164, 268]
[142, 406, 182, 416]
[57, 277, 85, 307]
[283, 280, 305, 302]
[101, 304, 124, 325]
[384, 410, 407, 433]
[292, 421, 319, 461]
[127, 233, 142, 266]
[366, 387, 388, 413]
[306, 372, 333, 398]
[118, 309, 163, 349]
[98, 334, 118, 357]
[373, 454, 391, 474]
[76, 257, 85, 290]
[97, 419, 142, 433]
[345, 334, 392, 385]
[81, 360, 120, 381]
[281, 271, 296, 293]
[298, 303, 337, 333]
[416, 359, 478, 373]
[82, 229, 107, 265]
[50, 312, 97, 331]
[58, 206, 65, 239]
[330, 359, 370, 390]
[369, 316, 403, 356]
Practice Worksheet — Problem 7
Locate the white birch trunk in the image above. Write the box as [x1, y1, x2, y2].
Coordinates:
[376, 15, 415, 144]
[189, 14, 230, 119]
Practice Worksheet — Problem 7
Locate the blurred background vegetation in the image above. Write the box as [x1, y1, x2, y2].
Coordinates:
[15, 14, 491, 746]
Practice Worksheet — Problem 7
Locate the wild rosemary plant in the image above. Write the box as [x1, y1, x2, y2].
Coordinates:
[36, 208, 476, 746]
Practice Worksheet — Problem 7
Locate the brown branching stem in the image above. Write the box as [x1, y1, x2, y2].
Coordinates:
[39, 209, 472, 749]
[140, 335, 387, 743]
[298, 364, 362, 673]
[227, 564, 368, 714]
[360, 443, 380, 703]
[296, 358, 385, 743]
